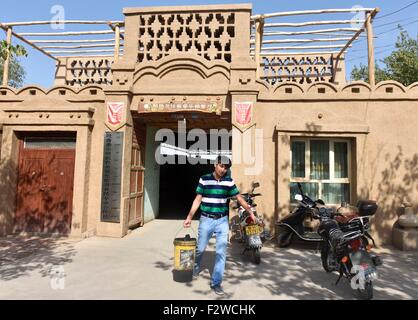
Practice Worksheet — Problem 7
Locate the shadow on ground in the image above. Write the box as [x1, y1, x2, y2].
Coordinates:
[0, 235, 77, 281]
[154, 237, 418, 300]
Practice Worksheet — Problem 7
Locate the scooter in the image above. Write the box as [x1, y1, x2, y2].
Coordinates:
[275, 183, 324, 247]
[276, 183, 379, 249]
[231, 182, 266, 264]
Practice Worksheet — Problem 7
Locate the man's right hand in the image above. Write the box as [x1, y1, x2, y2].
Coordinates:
[183, 217, 192, 228]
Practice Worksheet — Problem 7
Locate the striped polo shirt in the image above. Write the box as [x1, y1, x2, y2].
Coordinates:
[196, 173, 240, 215]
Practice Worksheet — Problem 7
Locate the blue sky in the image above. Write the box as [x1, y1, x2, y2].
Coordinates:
[1, 0, 417, 87]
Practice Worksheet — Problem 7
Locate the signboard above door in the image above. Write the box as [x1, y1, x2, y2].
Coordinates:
[138, 99, 223, 115]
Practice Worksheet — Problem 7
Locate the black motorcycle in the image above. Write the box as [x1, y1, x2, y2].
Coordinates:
[231, 182, 266, 264]
[276, 184, 324, 247]
[287, 183, 383, 299]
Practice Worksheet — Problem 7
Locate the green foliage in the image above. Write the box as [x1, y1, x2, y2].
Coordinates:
[351, 29, 418, 86]
[351, 63, 390, 83]
[0, 40, 28, 87]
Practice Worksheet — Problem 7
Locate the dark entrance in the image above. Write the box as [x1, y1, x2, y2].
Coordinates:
[14, 132, 76, 234]
[158, 160, 214, 219]
[133, 111, 232, 220]
[158, 130, 231, 220]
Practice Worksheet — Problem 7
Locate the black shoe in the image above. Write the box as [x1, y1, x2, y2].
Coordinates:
[211, 285, 225, 296]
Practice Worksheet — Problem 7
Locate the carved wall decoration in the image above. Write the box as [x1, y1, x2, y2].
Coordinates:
[260, 55, 333, 85]
[66, 58, 113, 87]
[137, 12, 235, 63]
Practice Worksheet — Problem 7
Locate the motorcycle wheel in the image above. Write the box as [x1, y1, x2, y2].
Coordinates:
[253, 248, 261, 265]
[320, 242, 336, 273]
[276, 228, 293, 248]
[357, 280, 373, 300]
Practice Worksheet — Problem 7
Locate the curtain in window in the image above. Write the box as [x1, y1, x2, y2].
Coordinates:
[334, 142, 348, 178]
[323, 183, 350, 204]
[291, 141, 305, 178]
[290, 182, 319, 203]
[310, 140, 329, 180]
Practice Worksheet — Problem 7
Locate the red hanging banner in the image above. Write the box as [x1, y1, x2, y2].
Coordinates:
[106, 102, 126, 131]
[235, 101, 253, 126]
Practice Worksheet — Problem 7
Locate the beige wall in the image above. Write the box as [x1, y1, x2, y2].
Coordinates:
[0, 85, 106, 238]
[231, 81, 418, 245]
[1, 4, 417, 246]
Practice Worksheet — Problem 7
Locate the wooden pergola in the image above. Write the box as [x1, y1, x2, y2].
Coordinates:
[0, 20, 125, 86]
[1, 7, 380, 87]
[250, 7, 380, 85]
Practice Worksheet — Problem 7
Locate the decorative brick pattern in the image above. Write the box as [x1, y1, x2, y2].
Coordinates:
[137, 13, 235, 63]
[260, 55, 333, 85]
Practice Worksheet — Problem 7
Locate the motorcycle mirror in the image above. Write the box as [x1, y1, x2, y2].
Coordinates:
[295, 194, 303, 201]
[252, 182, 260, 189]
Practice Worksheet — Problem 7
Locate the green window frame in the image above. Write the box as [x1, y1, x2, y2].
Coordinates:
[290, 138, 351, 205]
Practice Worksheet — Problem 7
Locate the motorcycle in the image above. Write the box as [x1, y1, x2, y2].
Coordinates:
[276, 184, 378, 249]
[275, 184, 325, 247]
[231, 182, 266, 264]
[292, 183, 383, 300]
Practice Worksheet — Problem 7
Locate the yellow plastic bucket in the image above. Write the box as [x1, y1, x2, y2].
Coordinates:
[173, 234, 196, 271]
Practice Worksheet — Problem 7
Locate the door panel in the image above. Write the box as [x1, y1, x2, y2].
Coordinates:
[15, 137, 75, 234]
[42, 152, 75, 234]
[15, 157, 44, 233]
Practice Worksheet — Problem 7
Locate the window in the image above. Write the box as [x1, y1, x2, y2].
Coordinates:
[24, 136, 76, 149]
[290, 138, 351, 205]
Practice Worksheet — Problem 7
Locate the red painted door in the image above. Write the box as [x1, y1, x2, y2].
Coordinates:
[15, 135, 76, 234]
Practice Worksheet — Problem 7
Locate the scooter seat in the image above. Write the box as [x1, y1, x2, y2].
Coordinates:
[302, 231, 322, 240]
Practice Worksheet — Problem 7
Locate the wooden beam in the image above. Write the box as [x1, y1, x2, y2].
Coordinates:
[2, 27, 13, 86]
[39, 43, 124, 49]
[0, 24, 59, 61]
[334, 29, 364, 61]
[114, 24, 121, 62]
[55, 55, 114, 58]
[331, 8, 379, 83]
[251, 8, 376, 20]
[264, 20, 365, 28]
[107, 22, 124, 40]
[253, 44, 350, 51]
[253, 51, 338, 56]
[254, 16, 264, 79]
[19, 30, 124, 36]
[31, 39, 116, 43]
[255, 28, 361, 36]
[2, 20, 124, 27]
[46, 49, 123, 54]
[250, 37, 352, 44]
[366, 12, 376, 86]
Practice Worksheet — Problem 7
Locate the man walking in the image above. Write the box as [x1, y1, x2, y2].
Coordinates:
[183, 156, 255, 295]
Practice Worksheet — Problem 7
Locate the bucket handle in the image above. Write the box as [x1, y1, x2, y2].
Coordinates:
[174, 224, 197, 239]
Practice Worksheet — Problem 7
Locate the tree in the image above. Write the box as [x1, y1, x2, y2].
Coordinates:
[351, 63, 390, 84]
[351, 29, 418, 86]
[0, 40, 28, 88]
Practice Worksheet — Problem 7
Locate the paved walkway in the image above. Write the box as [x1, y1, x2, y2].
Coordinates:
[1, 219, 417, 300]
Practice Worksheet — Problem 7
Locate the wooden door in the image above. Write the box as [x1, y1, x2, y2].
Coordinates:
[15, 135, 76, 234]
[128, 124, 146, 227]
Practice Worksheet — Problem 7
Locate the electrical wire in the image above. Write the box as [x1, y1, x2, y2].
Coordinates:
[375, 1, 418, 20]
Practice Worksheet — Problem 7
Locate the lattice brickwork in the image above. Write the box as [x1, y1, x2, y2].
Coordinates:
[66, 58, 113, 87]
[260, 55, 334, 85]
[137, 13, 235, 63]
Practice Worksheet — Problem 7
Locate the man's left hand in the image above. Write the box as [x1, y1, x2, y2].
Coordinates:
[248, 212, 257, 223]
